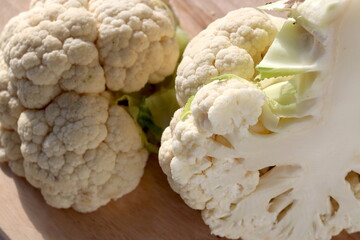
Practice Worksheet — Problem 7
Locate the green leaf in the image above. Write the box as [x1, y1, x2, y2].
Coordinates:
[136, 122, 160, 154]
[260, 102, 280, 132]
[145, 88, 179, 130]
[261, 73, 318, 118]
[116, 85, 180, 153]
[113, 25, 189, 153]
[209, 74, 251, 86]
[176, 26, 190, 55]
[138, 98, 163, 139]
[256, 76, 291, 89]
[256, 18, 324, 79]
[116, 95, 140, 119]
[117, 95, 162, 153]
[264, 81, 297, 110]
[180, 96, 195, 120]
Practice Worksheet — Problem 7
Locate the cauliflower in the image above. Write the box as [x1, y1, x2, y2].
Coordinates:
[175, 8, 283, 106]
[0, 0, 180, 212]
[159, 1, 360, 239]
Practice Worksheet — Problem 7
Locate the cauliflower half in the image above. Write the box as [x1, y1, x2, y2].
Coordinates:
[0, 0, 179, 212]
[159, 1, 360, 240]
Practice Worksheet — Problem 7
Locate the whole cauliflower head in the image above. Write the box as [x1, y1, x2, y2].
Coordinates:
[0, 0, 179, 212]
[160, 1, 360, 240]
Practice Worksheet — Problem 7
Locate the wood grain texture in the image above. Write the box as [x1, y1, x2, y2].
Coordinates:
[0, 0, 359, 240]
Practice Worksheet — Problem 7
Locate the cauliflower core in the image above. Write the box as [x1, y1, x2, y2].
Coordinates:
[0, 0, 179, 212]
[159, 2, 360, 240]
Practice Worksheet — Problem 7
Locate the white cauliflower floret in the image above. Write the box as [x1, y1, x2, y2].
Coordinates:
[26, 0, 179, 94]
[0, 129, 23, 176]
[17, 93, 147, 212]
[2, 3, 103, 109]
[0, 58, 24, 130]
[160, 78, 264, 213]
[0, 52, 24, 175]
[171, 115, 212, 164]
[16, 79, 62, 109]
[191, 79, 265, 135]
[175, 8, 282, 106]
[89, 0, 179, 92]
[0, 0, 179, 212]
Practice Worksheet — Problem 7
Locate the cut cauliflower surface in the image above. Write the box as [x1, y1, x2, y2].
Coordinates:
[159, 1, 360, 239]
[0, 0, 179, 212]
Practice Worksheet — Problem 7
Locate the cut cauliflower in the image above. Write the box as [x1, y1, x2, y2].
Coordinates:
[159, 1, 360, 239]
[0, 0, 179, 212]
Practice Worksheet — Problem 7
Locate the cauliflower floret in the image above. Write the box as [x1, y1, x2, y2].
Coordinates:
[175, 8, 281, 106]
[0, 52, 25, 176]
[0, 0, 179, 212]
[25, 0, 179, 94]
[17, 93, 147, 212]
[191, 79, 265, 135]
[0, 55, 24, 131]
[89, 0, 179, 92]
[0, 128, 23, 176]
[160, 78, 264, 213]
[2, 3, 103, 109]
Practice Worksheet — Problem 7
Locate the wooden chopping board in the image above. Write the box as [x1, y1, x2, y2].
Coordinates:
[0, 0, 359, 239]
